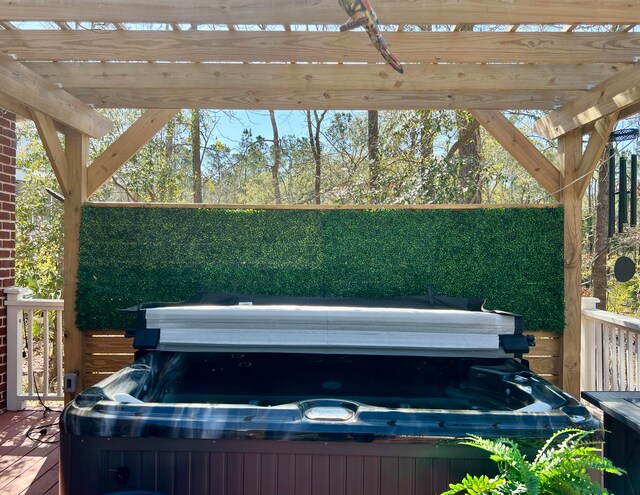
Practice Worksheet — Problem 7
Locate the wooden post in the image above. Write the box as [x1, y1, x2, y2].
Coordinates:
[63, 128, 88, 401]
[559, 129, 583, 400]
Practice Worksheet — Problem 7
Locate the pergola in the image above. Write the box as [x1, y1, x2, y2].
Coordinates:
[1, 0, 639, 401]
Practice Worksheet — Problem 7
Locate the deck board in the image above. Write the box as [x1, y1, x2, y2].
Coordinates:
[0, 409, 61, 495]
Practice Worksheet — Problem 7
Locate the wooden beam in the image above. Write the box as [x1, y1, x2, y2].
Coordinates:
[87, 201, 560, 210]
[575, 113, 619, 198]
[67, 88, 582, 111]
[25, 62, 622, 93]
[618, 100, 640, 120]
[0, 21, 16, 29]
[2, 31, 639, 64]
[3, 0, 639, 25]
[0, 52, 112, 138]
[87, 109, 179, 197]
[562, 24, 578, 32]
[535, 65, 640, 139]
[582, 100, 640, 133]
[559, 129, 583, 400]
[63, 127, 88, 402]
[0, 91, 69, 136]
[471, 109, 562, 200]
[0, 90, 32, 120]
[30, 109, 70, 196]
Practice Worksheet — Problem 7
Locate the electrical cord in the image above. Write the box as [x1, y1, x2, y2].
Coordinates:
[32, 371, 55, 416]
[26, 419, 60, 444]
[25, 372, 61, 444]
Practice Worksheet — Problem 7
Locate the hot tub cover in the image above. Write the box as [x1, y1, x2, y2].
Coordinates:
[124, 292, 529, 358]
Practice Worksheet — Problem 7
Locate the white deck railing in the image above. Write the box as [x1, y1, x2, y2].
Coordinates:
[581, 297, 640, 392]
[5, 287, 64, 410]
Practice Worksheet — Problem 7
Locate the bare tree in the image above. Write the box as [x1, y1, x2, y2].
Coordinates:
[191, 109, 202, 203]
[269, 110, 282, 204]
[368, 110, 380, 201]
[592, 147, 611, 309]
[306, 110, 328, 204]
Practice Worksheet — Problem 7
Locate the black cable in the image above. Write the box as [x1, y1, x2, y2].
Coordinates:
[22, 312, 28, 359]
[32, 371, 54, 416]
[26, 419, 60, 444]
[25, 370, 61, 445]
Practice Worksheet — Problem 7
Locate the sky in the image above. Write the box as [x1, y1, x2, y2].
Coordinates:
[215, 110, 310, 144]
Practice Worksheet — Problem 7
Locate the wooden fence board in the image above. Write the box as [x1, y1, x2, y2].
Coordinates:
[526, 331, 562, 385]
[81, 329, 563, 390]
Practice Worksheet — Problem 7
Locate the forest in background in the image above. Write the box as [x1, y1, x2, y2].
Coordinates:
[14, 108, 640, 318]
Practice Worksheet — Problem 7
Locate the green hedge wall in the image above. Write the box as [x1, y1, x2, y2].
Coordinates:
[76, 205, 564, 331]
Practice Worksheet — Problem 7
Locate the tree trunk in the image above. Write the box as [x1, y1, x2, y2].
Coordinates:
[306, 110, 327, 204]
[191, 109, 202, 203]
[368, 110, 380, 201]
[165, 114, 175, 166]
[269, 110, 282, 204]
[592, 146, 611, 310]
[455, 111, 482, 204]
[307, 111, 321, 204]
[419, 110, 435, 160]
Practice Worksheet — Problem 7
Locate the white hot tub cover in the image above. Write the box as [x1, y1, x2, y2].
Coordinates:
[125, 293, 529, 358]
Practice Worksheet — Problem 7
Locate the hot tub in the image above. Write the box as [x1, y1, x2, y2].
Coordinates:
[60, 296, 598, 494]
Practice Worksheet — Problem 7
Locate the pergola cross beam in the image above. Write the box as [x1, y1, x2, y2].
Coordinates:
[0, 51, 112, 138]
[30, 109, 70, 196]
[535, 65, 640, 140]
[575, 113, 619, 198]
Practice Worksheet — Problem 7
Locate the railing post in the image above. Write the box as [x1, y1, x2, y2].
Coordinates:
[5, 287, 31, 411]
[581, 297, 600, 393]
[582, 297, 600, 311]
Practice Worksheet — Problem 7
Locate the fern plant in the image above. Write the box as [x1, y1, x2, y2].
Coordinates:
[442, 429, 624, 495]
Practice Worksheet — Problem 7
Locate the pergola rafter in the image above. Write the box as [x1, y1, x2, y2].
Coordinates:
[0, 30, 637, 65]
[2, 0, 639, 25]
[0, 0, 639, 401]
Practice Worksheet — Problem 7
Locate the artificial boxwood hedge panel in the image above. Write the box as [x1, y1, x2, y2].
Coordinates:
[76, 205, 564, 331]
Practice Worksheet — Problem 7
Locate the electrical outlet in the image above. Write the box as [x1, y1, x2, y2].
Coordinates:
[64, 372, 78, 393]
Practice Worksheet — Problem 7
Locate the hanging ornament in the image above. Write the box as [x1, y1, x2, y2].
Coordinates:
[338, 0, 404, 74]
[614, 256, 636, 283]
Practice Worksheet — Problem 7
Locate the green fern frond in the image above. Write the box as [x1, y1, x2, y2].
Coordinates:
[443, 429, 624, 495]
[441, 474, 505, 495]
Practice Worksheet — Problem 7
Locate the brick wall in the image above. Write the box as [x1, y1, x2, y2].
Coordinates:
[0, 109, 16, 412]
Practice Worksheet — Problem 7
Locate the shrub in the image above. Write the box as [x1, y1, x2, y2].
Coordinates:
[442, 429, 624, 495]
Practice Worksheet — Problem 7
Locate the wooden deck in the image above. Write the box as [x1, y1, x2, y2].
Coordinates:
[0, 409, 61, 495]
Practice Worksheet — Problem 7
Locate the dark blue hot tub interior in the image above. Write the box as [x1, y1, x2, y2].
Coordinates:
[62, 351, 598, 441]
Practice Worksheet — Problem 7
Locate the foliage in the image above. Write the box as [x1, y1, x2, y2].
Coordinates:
[15, 122, 64, 298]
[92, 109, 193, 202]
[76, 205, 564, 331]
[442, 429, 624, 495]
